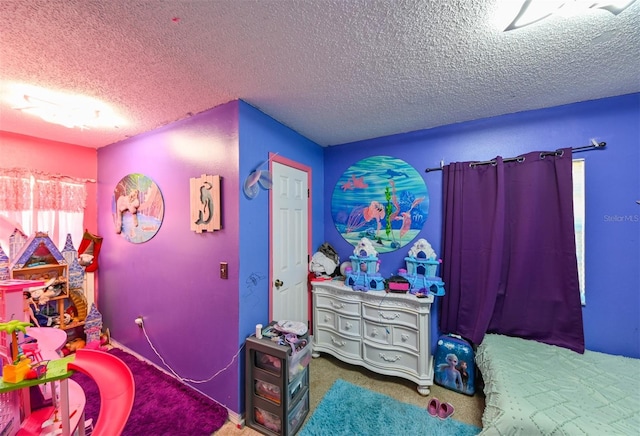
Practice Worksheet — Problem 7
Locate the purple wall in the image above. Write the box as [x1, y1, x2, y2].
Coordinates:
[237, 101, 325, 410]
[97, 102, 242, 410]
[324, 93, 640, 359]
[97, 100, 324, 415]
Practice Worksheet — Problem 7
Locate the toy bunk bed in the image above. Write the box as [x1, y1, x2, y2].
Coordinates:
[475, 334, 640, 435]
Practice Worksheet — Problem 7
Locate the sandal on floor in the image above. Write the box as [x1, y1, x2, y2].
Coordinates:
[427, 397, 440, 417]
[437, 401, 455, 419]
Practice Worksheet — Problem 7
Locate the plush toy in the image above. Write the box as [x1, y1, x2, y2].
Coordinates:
[78, 230, 103, 272]
[65, 338, 86, 354]
[34, 276, 68, 304]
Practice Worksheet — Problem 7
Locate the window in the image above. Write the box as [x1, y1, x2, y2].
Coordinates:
[0, 170, 86, 256]
[573, 159, 585, 305]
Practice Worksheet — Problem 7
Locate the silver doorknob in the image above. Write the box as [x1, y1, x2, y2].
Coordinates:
[275, 279, 284, 289]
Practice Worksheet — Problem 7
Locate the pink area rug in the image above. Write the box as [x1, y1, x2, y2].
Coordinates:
[71, 347, 228, 435]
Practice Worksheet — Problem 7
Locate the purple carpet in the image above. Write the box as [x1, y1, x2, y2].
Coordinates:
[70, 348, 228, 435]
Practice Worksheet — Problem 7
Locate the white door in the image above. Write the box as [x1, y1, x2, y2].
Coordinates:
[271, 160, 309, 326]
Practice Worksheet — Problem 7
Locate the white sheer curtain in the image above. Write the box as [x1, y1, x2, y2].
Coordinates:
[0, 169, 86, 254]
[35, 210, 84, 251]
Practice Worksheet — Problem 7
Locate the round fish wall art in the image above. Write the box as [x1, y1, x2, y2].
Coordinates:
[331, 156, 429, 253]
[112, 173, 165, 244]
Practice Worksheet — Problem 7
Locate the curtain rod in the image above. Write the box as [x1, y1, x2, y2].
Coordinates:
[424, 140, 607, 173]
[0, 167, 96, 183]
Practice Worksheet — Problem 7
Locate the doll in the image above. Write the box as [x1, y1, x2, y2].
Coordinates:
[23, 291, 40, 326]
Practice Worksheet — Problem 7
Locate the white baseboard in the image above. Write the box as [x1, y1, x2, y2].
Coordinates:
[226, 409, 245, 428]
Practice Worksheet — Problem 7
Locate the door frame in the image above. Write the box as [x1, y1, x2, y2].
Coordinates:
[268, 153, 313, 324]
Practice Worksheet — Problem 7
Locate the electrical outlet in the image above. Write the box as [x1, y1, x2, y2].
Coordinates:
[220, 262, 228, 279]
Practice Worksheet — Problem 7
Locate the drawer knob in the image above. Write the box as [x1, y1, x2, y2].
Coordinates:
[401, 334, 409, 342]
[331, 336, 346, 347]
[379, 311, 400, 321]
[323, 314, 332, 322]
[345, 322, 353, 330]
[371, 328, 378, 337]
[379, 353, 401, 363]
[330, 301, 345, 309]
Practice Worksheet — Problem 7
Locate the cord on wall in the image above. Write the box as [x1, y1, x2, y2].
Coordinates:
[139, 319, 244, 384]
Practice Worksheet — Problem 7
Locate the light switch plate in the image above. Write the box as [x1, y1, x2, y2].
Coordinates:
[220, 262, 228, 279]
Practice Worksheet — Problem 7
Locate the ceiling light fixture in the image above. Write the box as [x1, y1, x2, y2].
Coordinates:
[504, 0, 636, 31]
[15, 94, 99, 129]
[6, 83, 124, 130]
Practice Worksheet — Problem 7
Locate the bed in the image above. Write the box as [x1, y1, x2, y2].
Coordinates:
[476, 334, 640, 435]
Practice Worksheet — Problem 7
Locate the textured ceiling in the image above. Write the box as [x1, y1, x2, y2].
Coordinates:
[0, 0, 638, 149]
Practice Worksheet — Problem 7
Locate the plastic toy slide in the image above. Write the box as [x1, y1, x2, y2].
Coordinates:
[67, 349, 135, 436]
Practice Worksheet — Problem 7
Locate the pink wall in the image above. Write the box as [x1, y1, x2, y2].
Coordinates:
[0, 131, 98, 232]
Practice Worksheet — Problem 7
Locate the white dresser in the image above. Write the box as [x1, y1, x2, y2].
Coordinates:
[311, 280, 434, 395]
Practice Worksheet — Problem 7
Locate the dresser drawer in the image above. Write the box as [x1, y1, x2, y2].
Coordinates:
[316, 309, 361, 337]
[315, 294, 360, 316]
[392, 325, 419, 352]
[362, 303, 419, 329]
[315, 328, 361, 360]
[362, 341, 419, 376]
[338, 315, 360, 337]
[363, 319, 419, 353]
[363, 319, 390, 346]
[316, 308, 338, 330]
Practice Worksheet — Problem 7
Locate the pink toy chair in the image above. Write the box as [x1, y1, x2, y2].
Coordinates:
[67, 349, 135, 436]
[21, 343, 43, 362]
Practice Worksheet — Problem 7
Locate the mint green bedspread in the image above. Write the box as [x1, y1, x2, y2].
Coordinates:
[476, 334, 640, 435]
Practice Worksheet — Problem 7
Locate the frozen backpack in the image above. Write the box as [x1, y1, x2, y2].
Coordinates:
[434, 333, 476, 395]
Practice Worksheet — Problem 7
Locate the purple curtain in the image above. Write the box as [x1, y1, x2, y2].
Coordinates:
[440, 148, 584, 353]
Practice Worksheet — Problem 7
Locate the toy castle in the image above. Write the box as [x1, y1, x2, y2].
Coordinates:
[400, 238, 445, 296]
[345, 238, 385, 291]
